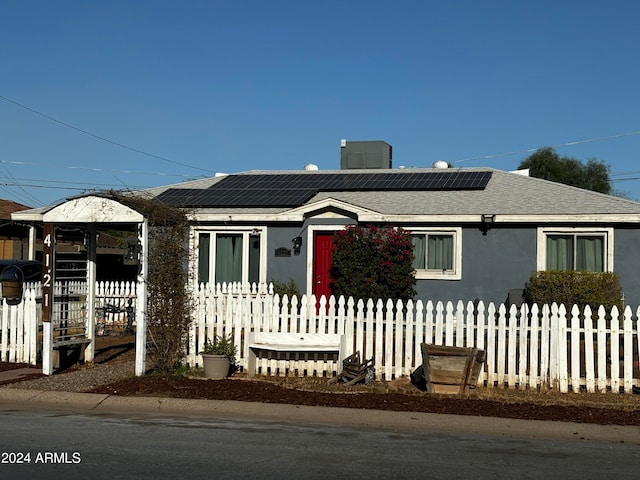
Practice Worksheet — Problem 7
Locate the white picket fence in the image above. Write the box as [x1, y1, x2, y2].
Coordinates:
[3, 280, 640, 394]
[189, 284, 640, 394]
[0, 281, 137, 364]
[94, 281, 137, 336]
[0, 287, 39, 364]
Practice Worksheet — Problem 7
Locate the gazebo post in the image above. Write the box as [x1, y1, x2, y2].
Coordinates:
[135, 219, 148, 376]
[28, 224, 37, 260]
[85, 223, 97, 363]
[41, 223, 55, 375]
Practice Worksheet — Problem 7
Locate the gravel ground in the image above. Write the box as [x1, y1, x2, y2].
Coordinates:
[2, 335, 138, 392]
[8, 361, 136, 392]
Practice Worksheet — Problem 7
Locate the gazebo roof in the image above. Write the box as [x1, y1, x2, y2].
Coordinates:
[30, 194, 145, 223]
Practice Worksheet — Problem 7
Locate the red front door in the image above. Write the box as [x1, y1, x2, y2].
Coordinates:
[313, 232, 334, 300]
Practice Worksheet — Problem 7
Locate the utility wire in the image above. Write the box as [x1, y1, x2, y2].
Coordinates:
[612, 177, 640, 183]
[450, 130, 640, 165]
[0, 176, 153, 188]
[0, 159, 199, 178]
[0, 94, 215, 174]
[0, 182, 106, 191]
[611, 170, 640, 177]
[0, 163, 41, 206]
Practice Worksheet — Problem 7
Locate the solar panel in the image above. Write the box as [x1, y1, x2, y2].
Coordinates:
[157, 171, 492, 207]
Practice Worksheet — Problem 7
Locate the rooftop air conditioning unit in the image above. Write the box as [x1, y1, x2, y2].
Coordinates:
[340, 140, 392, 170]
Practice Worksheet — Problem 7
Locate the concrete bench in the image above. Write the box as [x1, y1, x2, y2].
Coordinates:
[246, 332, 348, 378]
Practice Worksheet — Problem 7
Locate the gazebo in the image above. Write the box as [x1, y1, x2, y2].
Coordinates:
[13, 194, 149, 376]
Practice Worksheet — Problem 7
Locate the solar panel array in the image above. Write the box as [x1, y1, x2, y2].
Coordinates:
[157, 170, 492, 207]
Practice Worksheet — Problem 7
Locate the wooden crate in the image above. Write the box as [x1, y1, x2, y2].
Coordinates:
[420, 343, 485, 396]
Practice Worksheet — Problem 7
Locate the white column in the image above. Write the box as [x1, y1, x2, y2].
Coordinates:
[42, 322, 53, 375]
[135, 219, 148, 376]
[85, 224, 97, 363]
[28, 225, 36, 260]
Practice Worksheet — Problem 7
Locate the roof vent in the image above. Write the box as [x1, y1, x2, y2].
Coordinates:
[304, 163, 319, 171]
[432, 160, 449, 169]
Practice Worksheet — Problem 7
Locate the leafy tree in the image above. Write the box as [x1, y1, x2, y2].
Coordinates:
[518, 147, 612, 194]
[330, 225, 416, 302]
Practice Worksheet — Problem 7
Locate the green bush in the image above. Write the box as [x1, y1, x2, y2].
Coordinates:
[524, 270, 623, 313]
[330, 225, 416, 302]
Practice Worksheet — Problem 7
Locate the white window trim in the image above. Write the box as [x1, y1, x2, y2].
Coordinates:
[536, 226, 614, 272]
[411, 227, 462, 280]
[192, 226, 267, 286]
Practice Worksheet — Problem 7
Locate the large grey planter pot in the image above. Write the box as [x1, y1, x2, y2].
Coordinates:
[201, 354, 231, 379]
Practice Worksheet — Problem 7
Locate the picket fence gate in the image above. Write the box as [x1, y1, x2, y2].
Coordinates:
[189, 284, 640, 394]
[0, 281, 137, 364]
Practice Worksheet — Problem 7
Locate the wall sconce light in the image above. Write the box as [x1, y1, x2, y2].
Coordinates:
[123, 237, 142, 265]
[480, 214, 495, 235]
[292, 236, 303, 255]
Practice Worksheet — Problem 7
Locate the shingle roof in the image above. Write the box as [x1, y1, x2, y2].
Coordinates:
[0, 199, 31, 220]
[12, 167, 640, 222]
[153, 167, 640, 217]
[310, 169, 640, 215]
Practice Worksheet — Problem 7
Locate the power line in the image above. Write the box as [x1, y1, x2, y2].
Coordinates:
[611, 177, 640, 183]
[450, 130, 640, 165]
[0, 182, 149, 206]
[0, 182, 79, 190]
[0, 94, 216, 174]
[0, 163, 41, 206]
[0, 178, 159, 207]
[0, 159, 201, 178]
[611, 170, 640, 177]
[0, 176, 154, 188]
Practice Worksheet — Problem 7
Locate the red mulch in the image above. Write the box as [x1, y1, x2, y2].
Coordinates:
[2, 334, 640, 426]
[84, 375, 640, 426]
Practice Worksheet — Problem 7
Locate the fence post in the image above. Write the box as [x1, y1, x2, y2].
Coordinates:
[496, 304, 507, 387]
[569, 305, 581, 393]
[623, 306, 633, 393]
[384, 299, 394, 380]
[610, 306, 620, 393]
[528, 304, 539, 389]
[475, 301, 486, 386]
[364, 299, 374, 366]
[583, 305, 595, 393]
[507, 304, 517, 388]
[517, 304, 529, 389]
[557, 304, 569, 393]
[395, 299, 406, 378]
[404, 299, 414, 377]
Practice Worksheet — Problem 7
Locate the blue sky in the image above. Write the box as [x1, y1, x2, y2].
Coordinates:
[2, 1, 639, 207]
